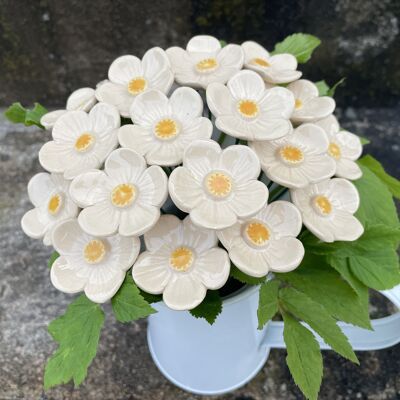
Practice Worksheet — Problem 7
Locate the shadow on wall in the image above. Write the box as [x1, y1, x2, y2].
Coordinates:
[0, 0, 399, 107]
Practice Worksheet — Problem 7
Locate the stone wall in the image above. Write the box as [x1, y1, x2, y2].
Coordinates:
[0, 0, 399, 107]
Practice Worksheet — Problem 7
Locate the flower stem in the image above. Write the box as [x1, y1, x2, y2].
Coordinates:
[218, 132, 227, 145]
[269, 185, 288, 201]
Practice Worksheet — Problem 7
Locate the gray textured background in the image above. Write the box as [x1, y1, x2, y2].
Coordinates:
[0, 0, 399, 399]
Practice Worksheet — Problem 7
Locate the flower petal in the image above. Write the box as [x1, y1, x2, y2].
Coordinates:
[109, 55, 142, 85]
[227, 70, 265, 101]
[217, 222, 241, 249]
[27, 172, 55, 207]
[21, 208, 49, 239]
[40, 110, 67, 130]
[264, 237, 304, 272]
[287, 79, 319, 102]
[242, 41, 270, 63]
[193, 248, 230, 289]
[292, 123, 329, 154]
[63, 151, 107, 180]
[66, 87, 96, 111]
[313, 114, 339, 137]
[330, 178, 360, 213]
[335, 158, 363, 180]
[262, 68, 302, 85]
[335, 131, 362, 160]
[206, 82, 234, 116]
[52, 219, 88, 255]
[119, 203, 160, 236]
[182, 215, 218, 253]
[89, 102, 120, 134]
[145, 141, 184, 166]
[187, 35, 221, 53]
[268, 54, 298, 70]
[170, 86, 203, 120]
[147, 67, 174, 95]
[136, 165, 168, 207]
[50, 256, 87, 293]
[163, 274, 207, 311]
[118, 124, 154, 156]
[78, 201, 120, 236]
[95, 81, 133, 118]
[190, 199, 237, 229]
[216, 44, 244, 72]
[142, 47, 170, 80]
[292, 97, 336, 123]
[259, 86, 295, 119]
[52, 110, 91, 143]
[144, 214, 182, 252]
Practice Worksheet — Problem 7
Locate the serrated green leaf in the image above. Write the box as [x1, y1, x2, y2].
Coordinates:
[111, 275, 156, 323]
[358, 155, 400, 199]
[327, 77, 345, 97]
[25, 103, 48, 127]
[283, 311, 323, 400]
[315, 80, 329, 96]
[48, 251, 60, 269]
[139, 289, 162, 304]
[190, 290, 222, 324]
[272, 33, 321, 63]
[44, 295, 104, 389]
[230, 264, 266, 285]
[257, 280, 280, 329]
[280, 287, 358, 363]
[278, 254, 371, 329]
[5, 102, 47, 129]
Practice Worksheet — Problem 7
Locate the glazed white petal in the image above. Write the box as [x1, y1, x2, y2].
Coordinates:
[314, 114, 339, 136]
[40, 110, 67, 130]
[105, 148, 146, 183]
[298, 154, 336, 183]
[119, 204, 160, 236]
[142, 47, 170, 80]
[269, 54, 298, 70]
[163, 274, 207, 311]
[144, 215, 182, 252]
[216, 44, 244, 71]
[259, 86, 295, 119]
[182, 215, 218, 252]
[52, 219, 87, 255]
[170, 87, 203, 119]
[78, 201, 120, 236]
[166, 47, 198, 85]
[328, 211, 364, 241]
[292, 97, 336, 123]
[335, 131, 362, 160]
[262, 68, 302, 85]
[190, 199, 237, 230]
[89, 102, 120, 134]
[50, 256, 87, 293]
[132, 251, 171, 294]
[21, 208, 49, 239]
[181, 117, 213, 142]
[147, 67, 174, 95]
[108, 235, 141, 270]
[137, 165, 168, 207]
[228, 70, 265, 101]
[66, 87, 96, 111]
[70, 170, 111, 207]
[108, 55, 142, 85]
[63, 151, 107, 180]
[52, 110, 91, 143]
[287, 79, 319, 101]
[292, 124, 329, 154]
[145, 141, 184, 166]
[95, 81, 133, 118]
[230, 180, 269, 218]
[187, 35, 221, 53]
[206, 83, 235, 116]
[330, 178, 360, 213]
[168, 167, 204, 212]
[27, 172, 55, 207]
[335, 158, 363, 180]
[220, 145, 260, 182]
[118, 125, 153, 156]
[194, 248, 230, 289]
[242, 41, 270, 62]
[265, 237, 304, 272]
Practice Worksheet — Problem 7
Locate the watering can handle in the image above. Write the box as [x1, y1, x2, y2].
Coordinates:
[261, 284, 400, 351]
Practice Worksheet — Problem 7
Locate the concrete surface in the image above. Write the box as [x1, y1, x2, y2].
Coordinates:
[0, 106, 399, 399]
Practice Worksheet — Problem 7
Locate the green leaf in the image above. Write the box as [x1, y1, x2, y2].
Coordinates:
[48, 251, 60, 269]
[283, 311, 323, 400]
[327, 77, 345, 97]
[190, 290, 222, 324]
[219, 39, 227, 47]
[359, 136, 370, 145]
[278, 254, 371, 329]
[44, 295, 104, 389]
[358, 155, 400, 199]
[257, 280, 280, 329]
[139, 289, 162, 304]
[5, 102, 48, 129]
[280, 287, 358, 363]
[111, 275, 156, 323]
[315, 80, 329, 96]
[230, 264, 266, 285]
[273, 33, 321, 63]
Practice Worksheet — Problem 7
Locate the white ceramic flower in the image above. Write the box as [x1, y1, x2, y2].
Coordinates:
[313, 115, 363, 180]
[40, 87, 97, 130]
[21, 173, 78, 245]
[206, 70, 294, 140]
[218, 201, 304, 277]
[166, 35, 244, 89]
[242, 41, 302, 84]
[291, 178, 364, 242]
[169, 139, 269, 230]
[39, 103, 120, 180]
[70, 148, 168, 237]
[118, 87, 213, 166]
[287, 79, 336, 123]
[50, 219, 140, 303]
[249, 123, 336, 189]
[132, 215, 230, 310]
[95, 48, 173, 117]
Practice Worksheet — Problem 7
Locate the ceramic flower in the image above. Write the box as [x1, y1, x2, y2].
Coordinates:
[291, 178, 364, 242]
[218, 201, 304, 277]
[242, 41, 302, 84]
[40, 87, 97, 130]
[314, 115, 363, 180]
[166, 35, 244, 89]
[287, 79, 336, 123]
[118, 87, 213, 166]
[250, 123, 336, 188]
[132, 215, 230, 310]
[69, 148, 168, 237]
[50, 219, 140, 303]
[206, 70, 294, 140]
[21, 173, 79, 246]
[38, 103, 120, 180]
[169, 139, 269, 229]
[95, 48, 174, 117]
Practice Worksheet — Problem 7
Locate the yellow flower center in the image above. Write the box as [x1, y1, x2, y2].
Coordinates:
[252, 57, 270, 67]
[313, 195, 333, 216]
[196, 58, 218, 72]
[170, 247, 194, 272]
[154, 118, 179, 140]
[244, 221, 270, 246]
[205, 172, 232, 198]
[128, 77, 147, 95]
[47, 193, 63, 215]
[75, 133, 95, 153]
[237, 100, 259, 118]
[279, 145, 304, 164]
[84, 239, 106, 264]
[328, 142, 341, 159]
[111, 183, 136, 208]
[295, 99, 303, 109]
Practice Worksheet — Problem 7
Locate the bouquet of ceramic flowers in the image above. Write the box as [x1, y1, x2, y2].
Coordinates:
[8, 33, 400, 399]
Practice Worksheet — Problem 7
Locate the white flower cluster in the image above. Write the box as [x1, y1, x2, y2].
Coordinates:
[22, 35, 364, 310]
